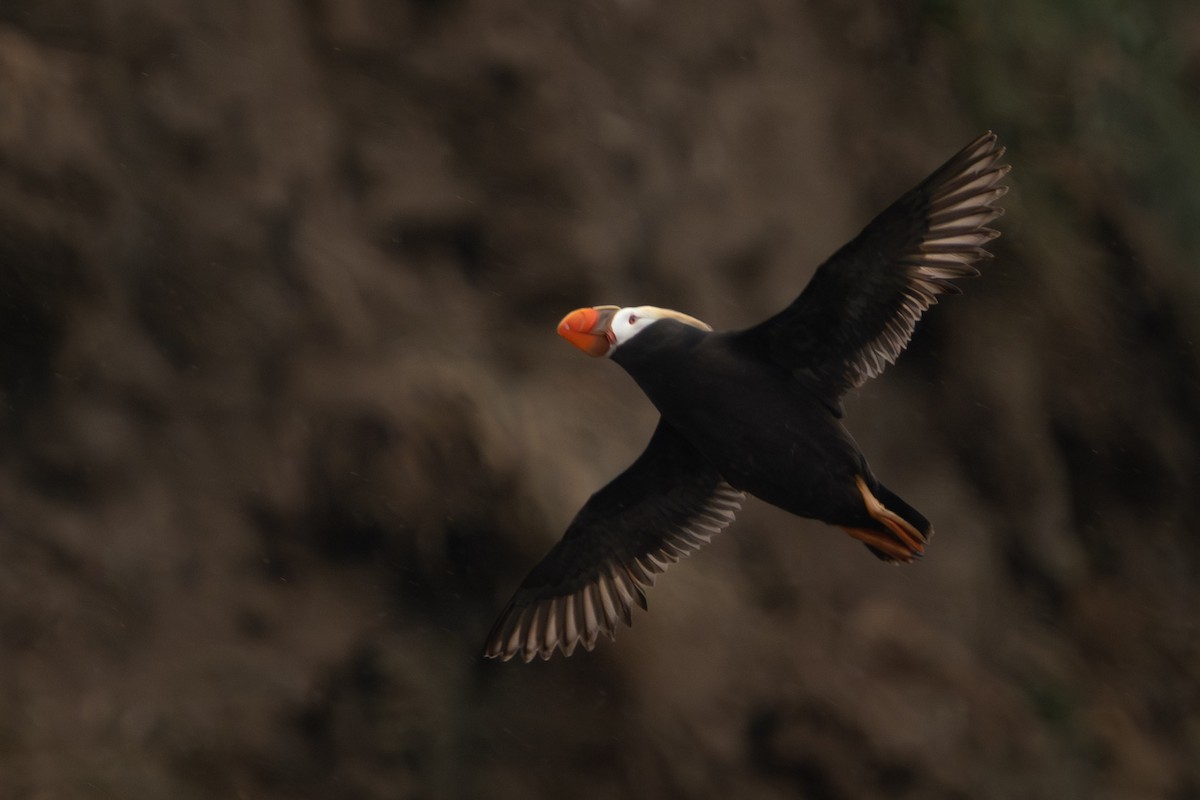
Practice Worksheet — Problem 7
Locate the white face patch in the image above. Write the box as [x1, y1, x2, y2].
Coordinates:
[606, 305, 713, 354]
[608, 306, 659, 349]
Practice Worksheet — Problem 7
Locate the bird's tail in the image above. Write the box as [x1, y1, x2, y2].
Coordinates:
[841, 477, 932, 564]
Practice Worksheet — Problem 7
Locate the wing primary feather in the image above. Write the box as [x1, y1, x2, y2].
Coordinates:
[928, 207, 1003, 230]
[608, 565, 637, 624]
[581, 584, 600, 649]
[561, 597, 580, 652]
[597, 575, 620, 632]
[543, 596, 561, 658]
[660, 540, 689, 559]
[910, 251, 978, 267]
[637, 554, 666, 575]
[522, 604, 544, 663]
[645, 552, 672, 571]
[562, 592, 579, 653]
[915, 244, 989, 261]
[505, 607, 529, 662]
[930, 165, 1008, 204]
[486, 607, 514, 660]
[920, 227, 1000, 246]
[625, 559, 655, 587]
[621, 566, 650, 607]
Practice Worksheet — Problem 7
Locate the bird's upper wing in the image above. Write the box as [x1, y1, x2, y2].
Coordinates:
[484, 419, 743, 663]
[736, 132, 1009, 413]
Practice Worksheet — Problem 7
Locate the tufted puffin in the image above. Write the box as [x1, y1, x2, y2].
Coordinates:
[485, 132, 1009, 662]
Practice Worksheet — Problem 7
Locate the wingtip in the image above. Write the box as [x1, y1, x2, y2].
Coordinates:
[483, 486, 742, 664]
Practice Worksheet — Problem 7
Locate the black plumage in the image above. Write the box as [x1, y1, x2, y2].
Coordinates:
[485, 132, 1009, 662]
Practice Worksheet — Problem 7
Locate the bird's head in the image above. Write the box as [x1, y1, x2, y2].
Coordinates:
[556, 305, 712, 357]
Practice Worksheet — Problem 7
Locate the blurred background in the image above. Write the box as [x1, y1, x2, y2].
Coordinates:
[2, 1, 1199, 798]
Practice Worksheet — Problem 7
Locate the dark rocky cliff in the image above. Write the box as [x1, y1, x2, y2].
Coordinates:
[1, 2, 1198, 798]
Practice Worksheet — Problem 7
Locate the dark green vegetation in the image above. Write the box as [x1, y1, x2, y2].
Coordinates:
[1, 1, 1197, 798]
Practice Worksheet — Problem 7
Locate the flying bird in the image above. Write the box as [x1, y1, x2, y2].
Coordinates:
[485, 132, 1009, 662]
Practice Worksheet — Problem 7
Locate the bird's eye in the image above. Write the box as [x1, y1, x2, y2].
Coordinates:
[628, 314, 638, 325]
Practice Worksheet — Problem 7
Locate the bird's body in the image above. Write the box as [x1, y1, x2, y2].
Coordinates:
[613, 324, 872, 527]
[485, 132, 1009, 662]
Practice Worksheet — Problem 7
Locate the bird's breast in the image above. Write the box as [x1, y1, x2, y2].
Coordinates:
[622, 351, 862, 513]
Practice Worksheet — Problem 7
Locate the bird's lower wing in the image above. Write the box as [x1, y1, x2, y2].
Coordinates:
[484, 419, 743, 663]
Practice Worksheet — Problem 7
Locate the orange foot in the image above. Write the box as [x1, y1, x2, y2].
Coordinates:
[840, 476, 928, 564]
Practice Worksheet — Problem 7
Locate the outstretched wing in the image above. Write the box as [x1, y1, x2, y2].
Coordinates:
[484, 419, 743, 663]
[738, 132, 1009, 412]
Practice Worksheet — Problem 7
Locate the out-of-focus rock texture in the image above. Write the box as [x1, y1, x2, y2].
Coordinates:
[2, 1, 1198, 798]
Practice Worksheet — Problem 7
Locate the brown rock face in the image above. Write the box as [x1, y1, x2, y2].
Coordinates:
[1, 2, 1198, 798]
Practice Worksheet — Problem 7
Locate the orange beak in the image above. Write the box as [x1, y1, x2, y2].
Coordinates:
[557, 306, 619, 357]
